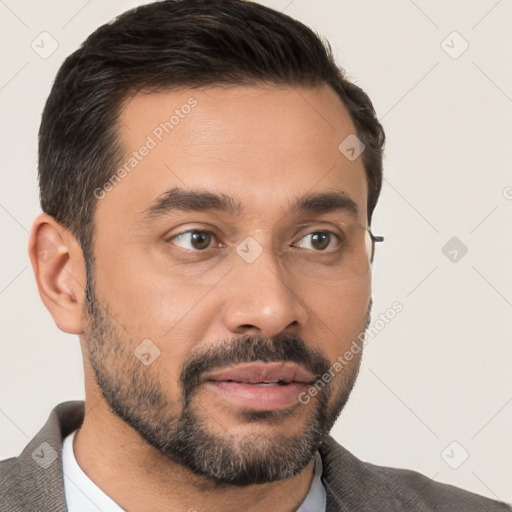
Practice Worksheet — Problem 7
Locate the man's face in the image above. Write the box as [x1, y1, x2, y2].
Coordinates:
[82, 84, 372, 485]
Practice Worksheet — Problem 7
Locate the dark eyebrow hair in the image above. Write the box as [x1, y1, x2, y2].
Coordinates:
[141, 188, 244, 219]
[140, 187, 359, 221]
[288, 190, 359, 219]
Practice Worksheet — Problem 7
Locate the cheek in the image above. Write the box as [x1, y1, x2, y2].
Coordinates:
[94, 240, 212, 330]
[300, 276, 371, 359]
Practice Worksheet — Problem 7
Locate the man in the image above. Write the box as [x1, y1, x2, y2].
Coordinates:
[0, 0, 510, 510]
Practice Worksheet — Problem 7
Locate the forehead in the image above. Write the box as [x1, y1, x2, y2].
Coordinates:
[97, 84, 368, 230]
[120, 83, 351, 145]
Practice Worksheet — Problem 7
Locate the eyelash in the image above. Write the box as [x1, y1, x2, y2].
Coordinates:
[166, 228, 342, 253]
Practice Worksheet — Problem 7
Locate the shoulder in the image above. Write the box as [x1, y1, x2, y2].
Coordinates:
[0, 456, 22, 507]
[318, 435, 511, 512]
[0, 401, 85, 512]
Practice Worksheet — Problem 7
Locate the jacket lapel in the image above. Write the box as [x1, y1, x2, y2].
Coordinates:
[17, 401, 85, 512]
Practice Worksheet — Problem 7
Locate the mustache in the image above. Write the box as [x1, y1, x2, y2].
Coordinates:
[179, 333, 331, 399]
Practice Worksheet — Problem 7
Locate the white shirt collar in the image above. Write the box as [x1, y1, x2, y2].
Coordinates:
[62, 430, 326, 512]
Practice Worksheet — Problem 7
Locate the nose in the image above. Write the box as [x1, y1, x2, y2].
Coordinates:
[221, 243, 309, 338]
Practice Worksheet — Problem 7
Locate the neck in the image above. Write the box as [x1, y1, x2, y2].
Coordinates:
[72, 398, 317, 512]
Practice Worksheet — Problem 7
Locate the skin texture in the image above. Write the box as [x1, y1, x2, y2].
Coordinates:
[29, 84, 373, 512]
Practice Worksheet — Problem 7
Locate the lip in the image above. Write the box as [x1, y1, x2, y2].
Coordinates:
[204, 362, 315, 385]
[203, 362, 315, 412]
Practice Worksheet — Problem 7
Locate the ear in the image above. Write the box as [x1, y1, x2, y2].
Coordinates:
[28, 213, 87, 335]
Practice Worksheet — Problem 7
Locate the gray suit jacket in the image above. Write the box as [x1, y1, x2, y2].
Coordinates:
[1, 401, 510, 511]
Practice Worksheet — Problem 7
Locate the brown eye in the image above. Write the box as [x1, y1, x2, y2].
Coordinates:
[169, 230, 214, 250]
[295, 231, 339, 251]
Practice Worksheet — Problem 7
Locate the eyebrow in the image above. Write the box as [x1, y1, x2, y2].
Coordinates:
[140, 187, 359, 222]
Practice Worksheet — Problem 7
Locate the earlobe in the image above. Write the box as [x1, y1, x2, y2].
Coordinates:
[28, 213, 87, 335]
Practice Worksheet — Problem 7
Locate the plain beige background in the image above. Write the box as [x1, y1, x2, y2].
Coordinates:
[1, 0, 511, 503]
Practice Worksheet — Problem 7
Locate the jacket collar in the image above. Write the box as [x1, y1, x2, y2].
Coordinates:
[15, 400, 379, 511]
[16, 400, 85, 512]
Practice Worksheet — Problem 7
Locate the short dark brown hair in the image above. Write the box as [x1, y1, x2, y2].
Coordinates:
[38, 0, 385, 267]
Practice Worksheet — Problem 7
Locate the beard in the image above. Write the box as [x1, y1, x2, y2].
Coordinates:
[82, 272, 370, 487]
